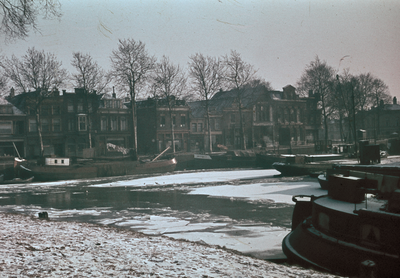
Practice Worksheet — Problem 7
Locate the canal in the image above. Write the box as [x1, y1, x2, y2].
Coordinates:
[0, 169, 325, 260]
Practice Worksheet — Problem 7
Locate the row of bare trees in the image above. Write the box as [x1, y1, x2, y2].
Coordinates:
[0, 40, 261, 156]
[296, 56, 391, 146]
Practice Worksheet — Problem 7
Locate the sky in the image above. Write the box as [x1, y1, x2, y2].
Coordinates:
[1, 0, 399, 100]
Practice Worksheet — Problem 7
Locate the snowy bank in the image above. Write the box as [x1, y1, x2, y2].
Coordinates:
[0, 213, 342, 277]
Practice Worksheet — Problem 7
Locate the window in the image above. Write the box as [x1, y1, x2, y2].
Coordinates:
[77, 100, 84, 113]
[29, 119, 37, 132]
[120, 117, 127, 131]
[0, 121, 12, 134]
[68, 119, 75, 131]
[215, 119, 220, 130]
[172, 115, 176, 126]
[191, 123, 197, 132]
[53, 118, 61, 132]
[231, 114, 235, 123]
[198, 123, 203, 132]
[41, 119, 49, 132]
[111, 116, 117, 131]
[67, 100, 74, 113]
[41, 106, 50, 115]
[53, 106, 60, 115]
[180, 115, 186, 127]
[210, 118, 215, 131]
[78, 115, 87, 131]
[160, 115, 166, 127]
[101, 117, 107, 131]
[0, 106, 13, 114]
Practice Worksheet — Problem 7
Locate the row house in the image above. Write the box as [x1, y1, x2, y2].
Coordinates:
[253, 85, 321, 147]
[0, 94, 25, 157]
[137, 97, 190, 154]
[8, 88, 131, 159]
[357, 97, 400, 140]
[191, 85, 321, 150]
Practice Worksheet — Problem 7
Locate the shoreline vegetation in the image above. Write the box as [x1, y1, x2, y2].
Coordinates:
[0, 212, 341, 277]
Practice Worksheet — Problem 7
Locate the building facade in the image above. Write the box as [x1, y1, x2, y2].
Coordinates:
[189, 84, 321, 151]
[137, 97, 191, 154]
[5, 84, 321, 158]
[0, 95, 25, 157]
[8, 88, 131, 159]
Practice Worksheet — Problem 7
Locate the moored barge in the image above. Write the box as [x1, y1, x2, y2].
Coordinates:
[283, 170, 400, 277]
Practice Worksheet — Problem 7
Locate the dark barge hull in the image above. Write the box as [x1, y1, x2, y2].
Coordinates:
[283, 220, 400, 277]
[25, 158, 177, 182]
[272, 162, 332, 176]
[333, 163, 400, 177]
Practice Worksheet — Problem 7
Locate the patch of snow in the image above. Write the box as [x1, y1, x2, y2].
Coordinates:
[89, 169, 281, 187]
[188, 181, 326, 204]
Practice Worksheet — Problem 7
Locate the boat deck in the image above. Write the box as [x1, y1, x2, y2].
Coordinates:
[314, 196, 385, 215]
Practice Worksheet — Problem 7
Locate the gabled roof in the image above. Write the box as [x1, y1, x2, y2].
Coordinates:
[0, 97, 24, 115]
[188, 85, 280, 117]
[187, 101, 206, 118]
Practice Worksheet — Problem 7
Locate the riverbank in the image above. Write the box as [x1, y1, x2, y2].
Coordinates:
[1, 213, 342, 277]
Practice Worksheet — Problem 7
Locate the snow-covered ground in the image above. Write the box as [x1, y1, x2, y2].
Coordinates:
[0, 213, 341, 277]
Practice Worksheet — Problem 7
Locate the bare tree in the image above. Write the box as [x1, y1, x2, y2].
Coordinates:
[371, 77, 391, 140]
[0, 0, 61, 41]
[355, 73, 390, 140]
[297, 56, 336, 149]
[188, 53, 224, 152]
[1, 47, 67, 156]
[71, 52, 111, 148]
[110, 38, 156, 157]
[246, 78, 273, 90]
[333, 71, 360, 144]
[152, 55, 187, 153]
[223, 50, 257, 149]
[71, 52, 111, 94]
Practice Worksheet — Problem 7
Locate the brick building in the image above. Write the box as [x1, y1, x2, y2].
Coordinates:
[188, 84, 321, 151]
[137, 97, 190, 154]
[8, 88, 131, 159]
[0, 94, 25, 157]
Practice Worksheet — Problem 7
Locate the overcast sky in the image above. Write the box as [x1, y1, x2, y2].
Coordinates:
[1, 0, 399, 100]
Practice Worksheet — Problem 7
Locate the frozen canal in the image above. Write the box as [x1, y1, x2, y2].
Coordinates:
[0, 169, 327, 261]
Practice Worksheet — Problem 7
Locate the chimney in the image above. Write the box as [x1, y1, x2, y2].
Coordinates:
[308, 90, 313, 97]
[9, 87, 15, 98]
[62, 90, 66, 95]
[112, 86, 116, 98]
[393, 96, 397, 105]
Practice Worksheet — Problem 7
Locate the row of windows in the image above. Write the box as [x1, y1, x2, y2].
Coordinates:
[28, 116, 128, 133]
[0, 106, 13, 114]
[191, 123, 203, 132]
[104, 99, 124, 109]
[68, 101, 93, 113]
[101, 117, 127, 131]
[160, 115, 187, 128]
[30, 99, 124, 116]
